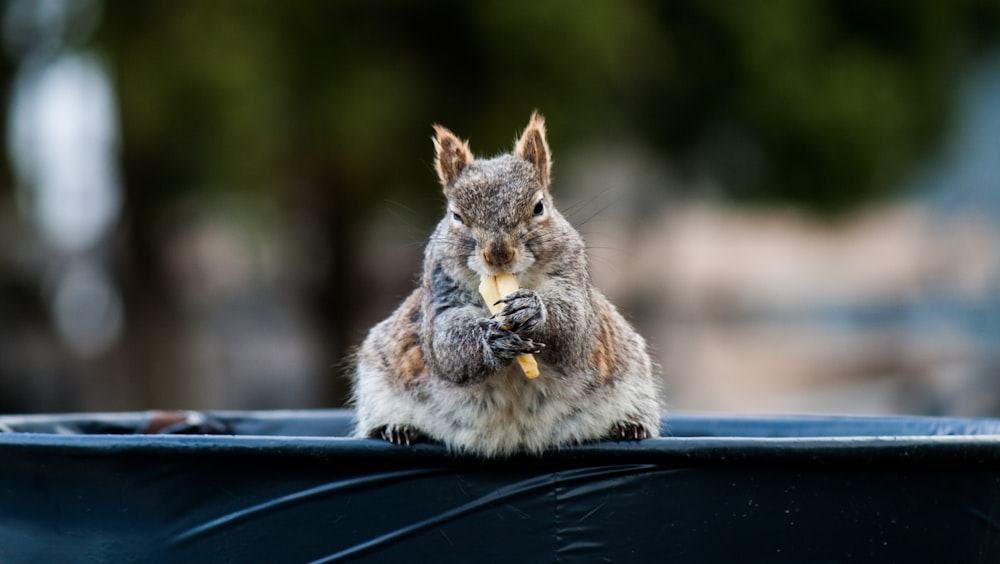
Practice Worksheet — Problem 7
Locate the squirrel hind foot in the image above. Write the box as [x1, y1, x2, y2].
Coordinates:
[371, 424, 426, 446]
[608, 421, 651, 441]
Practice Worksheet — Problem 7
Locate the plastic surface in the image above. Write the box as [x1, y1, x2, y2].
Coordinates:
[2, 410, 999, 562]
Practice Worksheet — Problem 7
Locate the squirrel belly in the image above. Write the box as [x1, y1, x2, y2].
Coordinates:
[350, 112, 662, 457]
[352, 279, 662, 457]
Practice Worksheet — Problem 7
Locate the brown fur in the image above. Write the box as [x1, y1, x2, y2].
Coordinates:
[590, 307, 622, 385]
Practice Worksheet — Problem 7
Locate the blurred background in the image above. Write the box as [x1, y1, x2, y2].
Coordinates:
[1, 0, 999, 417]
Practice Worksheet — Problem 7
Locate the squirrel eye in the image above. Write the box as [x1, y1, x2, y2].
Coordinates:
[533, 200, 545, 217]
[451, 211, 464, 225]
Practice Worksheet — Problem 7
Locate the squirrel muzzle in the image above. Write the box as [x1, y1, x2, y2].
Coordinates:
[482, 239, 516, 269]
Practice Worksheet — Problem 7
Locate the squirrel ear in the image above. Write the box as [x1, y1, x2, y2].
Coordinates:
[514, 110, 551, 187]
[433, 124, 473, 189]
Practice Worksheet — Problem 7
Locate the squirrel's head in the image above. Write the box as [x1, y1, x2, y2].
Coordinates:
[432, 111, 557, 276]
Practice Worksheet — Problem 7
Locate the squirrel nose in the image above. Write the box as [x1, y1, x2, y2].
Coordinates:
[483, 240, 515, 268]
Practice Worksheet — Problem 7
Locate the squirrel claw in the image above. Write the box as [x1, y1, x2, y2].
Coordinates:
[609, 422, 649, 441]
[372, 424, 424, 446]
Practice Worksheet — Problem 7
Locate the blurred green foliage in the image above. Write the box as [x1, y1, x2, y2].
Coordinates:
[95, 0, 999, 217]
[2, 0, 998, 410]
[88, 0, 1000, 406]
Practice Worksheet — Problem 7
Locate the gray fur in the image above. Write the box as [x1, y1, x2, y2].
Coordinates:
[352, 112, 661, 457]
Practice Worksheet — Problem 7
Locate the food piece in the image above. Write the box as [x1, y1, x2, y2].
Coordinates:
[478, 274, 541, 379]
[493, 273, 520, 301]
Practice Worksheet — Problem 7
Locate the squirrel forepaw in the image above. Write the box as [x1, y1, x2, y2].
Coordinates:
[479, 318, 546, 361]
[495, 289, 546, 333]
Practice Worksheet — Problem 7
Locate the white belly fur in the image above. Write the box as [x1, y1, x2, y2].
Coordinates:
[354, 359, 655, 456]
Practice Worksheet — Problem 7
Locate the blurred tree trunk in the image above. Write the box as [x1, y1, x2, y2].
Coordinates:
[115, 154, 186, 409]
[295, 162, 365, 408]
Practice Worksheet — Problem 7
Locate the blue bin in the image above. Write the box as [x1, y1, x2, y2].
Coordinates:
[1, 410, 999, 562]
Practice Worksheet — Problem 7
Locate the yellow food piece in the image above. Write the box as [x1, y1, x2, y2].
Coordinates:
[478, 273, 541, 379]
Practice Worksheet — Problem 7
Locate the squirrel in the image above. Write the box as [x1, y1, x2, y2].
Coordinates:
[351, 111, 661, 457]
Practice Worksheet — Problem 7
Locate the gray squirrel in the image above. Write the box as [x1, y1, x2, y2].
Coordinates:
[352, 112, 661, 457]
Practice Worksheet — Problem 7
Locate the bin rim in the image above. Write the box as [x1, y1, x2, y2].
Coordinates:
[1, 409, 999, 467]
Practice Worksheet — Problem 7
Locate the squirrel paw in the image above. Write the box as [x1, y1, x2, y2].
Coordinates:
[371, 424, 425, 446]
[608, 422, 650, 441]
[480, 318, 545, 360]
[494, 289, 546, 333]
